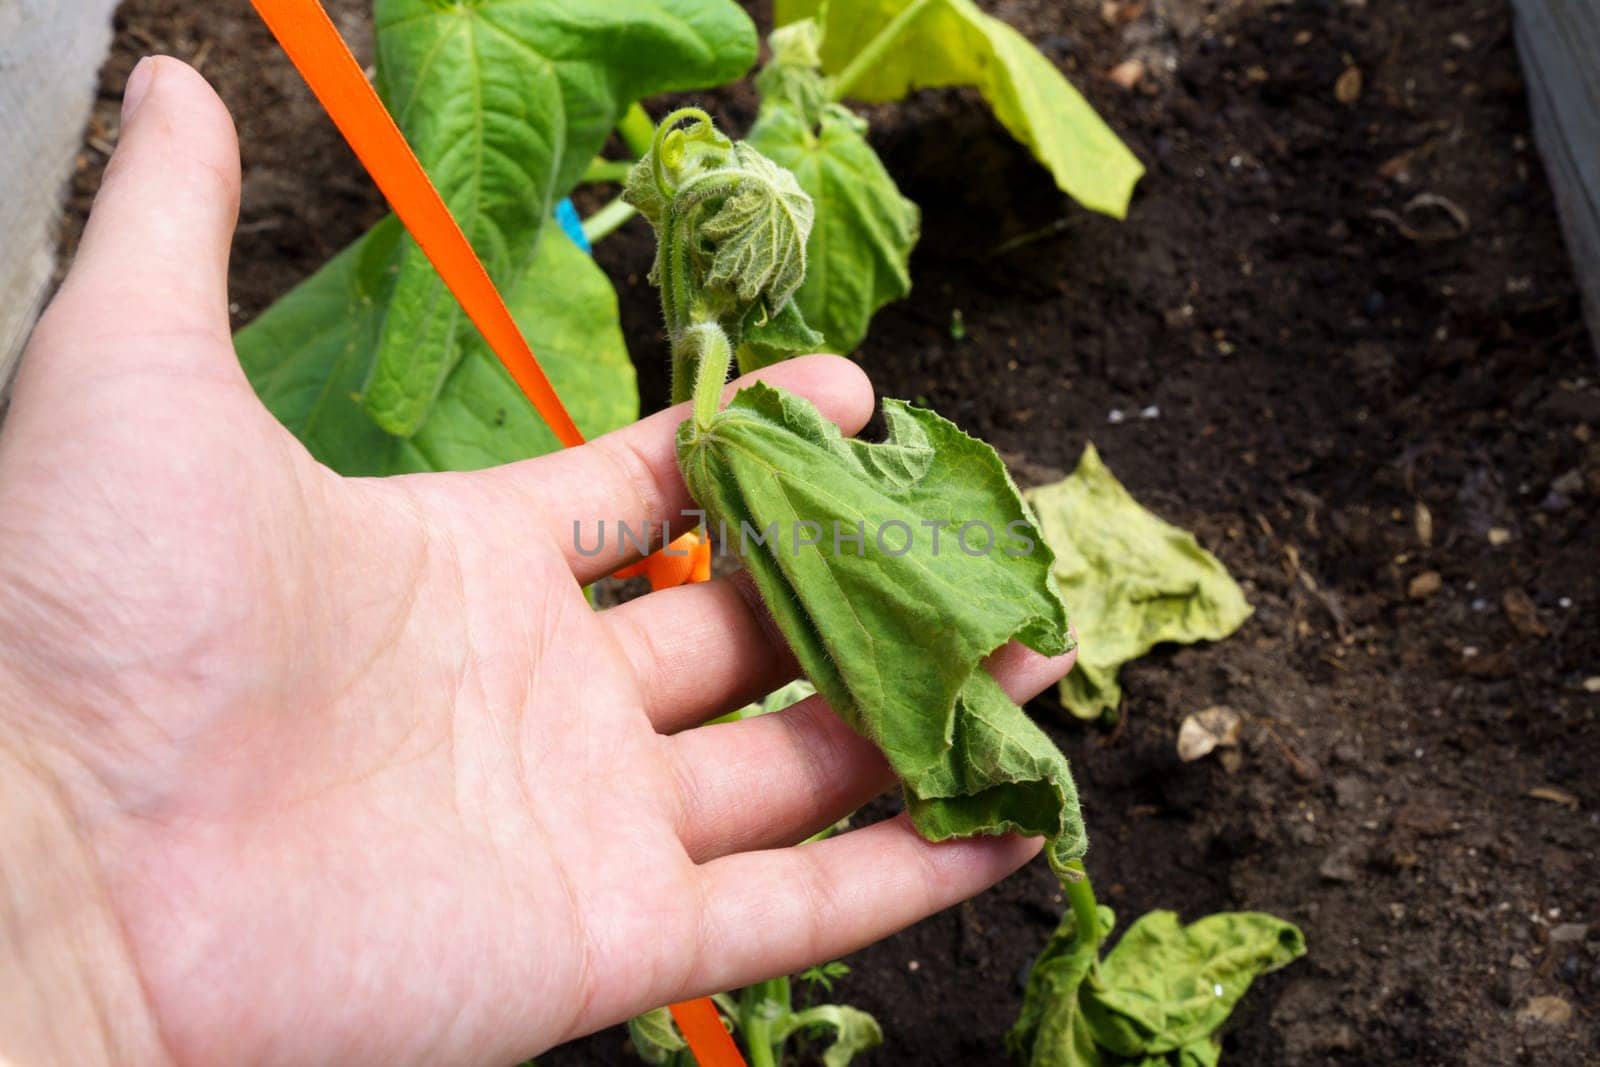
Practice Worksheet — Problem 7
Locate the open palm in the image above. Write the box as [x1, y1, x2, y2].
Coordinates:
[0, 60, 1071, 1066]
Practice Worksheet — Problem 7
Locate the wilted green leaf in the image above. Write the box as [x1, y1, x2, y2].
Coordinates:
[360, 0, 757, 436]
[1085, 911, 1306, 1062]
[1024, 445, 1252, 721]
[739, 297, 827, 370]
[748, 81, 920, 357]
[678, 383, 1085, 874]
[1010, 908, 1305, 1067]
[627, 1007, 687, 1066]
[778, 1003, 884, 1067]
[239, 221, 635, 475]
[775, 0, 1143, 218]
[1007, 905, 1114, 1067]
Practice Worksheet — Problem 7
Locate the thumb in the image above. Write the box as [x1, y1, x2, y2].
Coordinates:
[33, 56, 241, 368]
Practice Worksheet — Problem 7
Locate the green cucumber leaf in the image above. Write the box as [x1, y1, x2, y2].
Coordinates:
[774, 0, 1143, 218]
[626, 1007, 687, 1065]
[777, 1003, 885, 1067]
[677, 383, 1085, 874]
[1024, 445, 1252, 721]
[361, 0, 758, 436]
[747, 83, 920, 356]
[1085, 911, 1306, 1060]
[738, 295, 827, 370]
[239, 219, 635, 475]
[1007, 905, 1114, 1067]
[1009, 908, 1304, 1067]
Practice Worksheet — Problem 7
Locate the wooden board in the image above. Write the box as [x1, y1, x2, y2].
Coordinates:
[1513, 0, 1600, 360]
[0, 0, 121, 398]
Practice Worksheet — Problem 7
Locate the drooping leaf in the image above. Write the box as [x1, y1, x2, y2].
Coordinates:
[678, 383, 1085, 874]
[626, 1007, 688, 1065]
[738, 296, 827, 370]
[1007, 905, 1114, 1067]
[774, 0, 1143, 218]
[748, 70, 920, 357]
[1084, 912, 1306, 1062]
[360, 0, 758, 436]
[1024, 445, 1252, 721]
[239, 220, 635, 475]
[777, 1003, 885, 1067]
[1009, 907, 1305, 1067]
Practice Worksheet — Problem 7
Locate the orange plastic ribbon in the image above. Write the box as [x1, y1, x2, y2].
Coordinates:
[615, 531, 713, 590]
[246, 2, 740, 1064]
[669, 996, 745, 1065]
[246, 0, 582, 448]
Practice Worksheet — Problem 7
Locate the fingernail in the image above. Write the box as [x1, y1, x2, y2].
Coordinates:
[122, 57, 156, 123]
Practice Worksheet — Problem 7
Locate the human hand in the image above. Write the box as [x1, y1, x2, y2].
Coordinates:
[0, 58, 1073, 1065]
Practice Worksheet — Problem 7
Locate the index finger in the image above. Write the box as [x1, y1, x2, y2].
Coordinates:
[482, 355, 874, 585]
[685, 815, 1041, 998]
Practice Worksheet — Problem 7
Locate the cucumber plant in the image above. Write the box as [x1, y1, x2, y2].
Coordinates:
[628, 111, 1301, 1067]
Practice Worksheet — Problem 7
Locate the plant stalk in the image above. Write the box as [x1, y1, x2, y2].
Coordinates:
[580, 197, 638, 244]
[580, 157, 635, 184]
[828, 0, 938, 101]
[1063, 860, 1102, 955]
[689, 323, 733, 430]
[617, 103, 657, 159]
[739, 979, 789, 1067]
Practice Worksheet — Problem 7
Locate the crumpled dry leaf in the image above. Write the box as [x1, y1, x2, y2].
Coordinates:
[680, 384, 1086, 875]
[1177, 706, 1243, 763]
[1025, 445, 1253, 720]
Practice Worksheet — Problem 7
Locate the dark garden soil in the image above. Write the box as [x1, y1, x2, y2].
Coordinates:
[62, 0, 1599, 1063]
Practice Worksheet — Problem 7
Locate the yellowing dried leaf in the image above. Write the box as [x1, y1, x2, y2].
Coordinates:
[1025, 445, 1253, 720]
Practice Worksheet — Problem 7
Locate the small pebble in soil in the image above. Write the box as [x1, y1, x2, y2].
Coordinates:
[1517, 995, 1572, 1025]
[1548, 922, 1589, 944]
[1408, 571, 1442, 599]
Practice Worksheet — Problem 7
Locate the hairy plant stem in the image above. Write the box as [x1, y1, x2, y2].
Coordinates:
[828, 0, 938, 101]
[688, 322, 733, 430]
[1064, 860, 1102, 956]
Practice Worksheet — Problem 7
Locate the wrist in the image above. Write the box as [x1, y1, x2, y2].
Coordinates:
[0, 722, 167, 1065]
